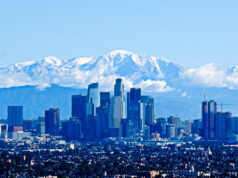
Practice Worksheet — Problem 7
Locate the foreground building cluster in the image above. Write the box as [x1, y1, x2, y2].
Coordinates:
[0, 140, 238, 177]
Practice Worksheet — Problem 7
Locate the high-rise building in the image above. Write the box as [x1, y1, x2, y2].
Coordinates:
[100, 92, 110, 107]
[114, 78, 124, 98]
[87, 83, 100, 115]
[143, 125, 151, 141]
[72, 95, 87, 119]
[202, 101, 209, 138]
[109, 79, 125, 137]
[192, 119, 202, 135]
[7, 106, 23, 132]
[208, 100, 217, 139]
[166, 124, 176, 138]
[127, 88, 141, 137]
[202, 100, 219, 140]
[45, 108, 60, 136]
[97, 92, 110, 138]
[72, 95, 87, 136]
[61, 117, 82, 140]
[167, 116, 181, 137]
[141, 96, 154, 125]
[184, 120, 193, 133]
[37, 117, 45, 135]
[23, 119, 33, 132]
[215, 112, 230, 140]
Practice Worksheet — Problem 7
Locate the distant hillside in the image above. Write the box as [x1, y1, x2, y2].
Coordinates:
[0, 85, 238, 120]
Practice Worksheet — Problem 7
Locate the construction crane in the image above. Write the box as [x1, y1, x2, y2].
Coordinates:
[200, 93, 206, 101]
[219, 103, 236, 113]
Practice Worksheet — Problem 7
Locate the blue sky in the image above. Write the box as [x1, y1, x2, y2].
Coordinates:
[0, 0, 237, 67]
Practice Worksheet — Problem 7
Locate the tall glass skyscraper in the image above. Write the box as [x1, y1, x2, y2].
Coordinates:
[109, 78, 125, 137]
[114, 78, 124, 98]
[45, 108, 60, 136]
[208, 100, 217, 139]
[87, 83, 100, 115]
[202, 100, 217, 139]
[127, 88, 141, 137]
[141, 96, 154, 125]
[7, 106, 23, 132]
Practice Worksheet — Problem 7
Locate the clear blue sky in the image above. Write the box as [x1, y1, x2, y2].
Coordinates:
[0, 0, 237, 67]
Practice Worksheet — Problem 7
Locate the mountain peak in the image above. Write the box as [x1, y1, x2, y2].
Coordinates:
[107, 49, 134, 58]
[42, 56, 62, 66]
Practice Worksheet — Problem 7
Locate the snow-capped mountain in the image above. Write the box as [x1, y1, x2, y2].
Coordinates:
[0, 50, 238, 120]
[0, 50, 182, 92]
[1, 50, 238, 93]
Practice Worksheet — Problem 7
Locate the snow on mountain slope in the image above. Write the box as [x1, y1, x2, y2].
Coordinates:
[0, 50, 238, 93]
[0, 50, 179, 92]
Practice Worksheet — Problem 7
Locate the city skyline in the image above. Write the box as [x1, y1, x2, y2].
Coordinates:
[1, 1, 238, 177]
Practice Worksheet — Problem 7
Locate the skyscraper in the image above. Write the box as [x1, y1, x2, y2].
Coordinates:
[208, 100, 217, 139]
[141, 96, 154, 125]
[202, 100, 217, 139]
[96, 92, 111, 138]
[167, 116, 181, 137]
[7, 106, 23, 132]
[72, 95, 87, 136]
[114, 78, 124, 98]
[61, 117, 82, 140]
[202, 101, 208, 139]
[109, 78, 125, 137]
[87, 83, 100, 115]
[72, 95, 87, 119]
[45, 108, 60, 136]
[127, 88, 141, 137]
[100, 92, 110, 107]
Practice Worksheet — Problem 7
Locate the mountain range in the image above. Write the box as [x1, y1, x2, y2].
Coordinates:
[0, 50, 238, 120]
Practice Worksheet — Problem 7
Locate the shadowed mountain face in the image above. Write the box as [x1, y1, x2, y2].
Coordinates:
[0, 50, 238, 120]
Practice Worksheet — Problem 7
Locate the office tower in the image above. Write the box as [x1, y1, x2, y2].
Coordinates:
[154, 118, 167, 137]
[208, 100, 217, 139]
[192, 119, 202, 135]
[72, 95, 87, 119]
[100, 92, 110, 107]
[166, 124, 176, 138]
[45, 108, 60, 136]
[62, 118, 82, 140]
[23, 119, 33, 132]
[230, 117, 238, 135]
[72, 95, 87, 136]
[139, 101, 145, 135]
[225, 113, 236, 138]
[215, 112, 229, 140]
[97, 92, 110, 138]
[84, 102, 95, 140]
[120, 119, 129, 138]
[109, 79, 125, 137]
[7, 106, 23, 132]
[87, 83, 100, 115]
[37, 117, 45, 135]
[202, 101, 209, 138]
[110, 97, 124, 128]
[127, 88, 141, 137]
[202, 100, 218, 139]
[167, 116, 181, 137]
[143, 125, 151, 141]
[114, 78, 124, 98]
[184, 120, 193, 133]
[141, 96, 154, 125]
